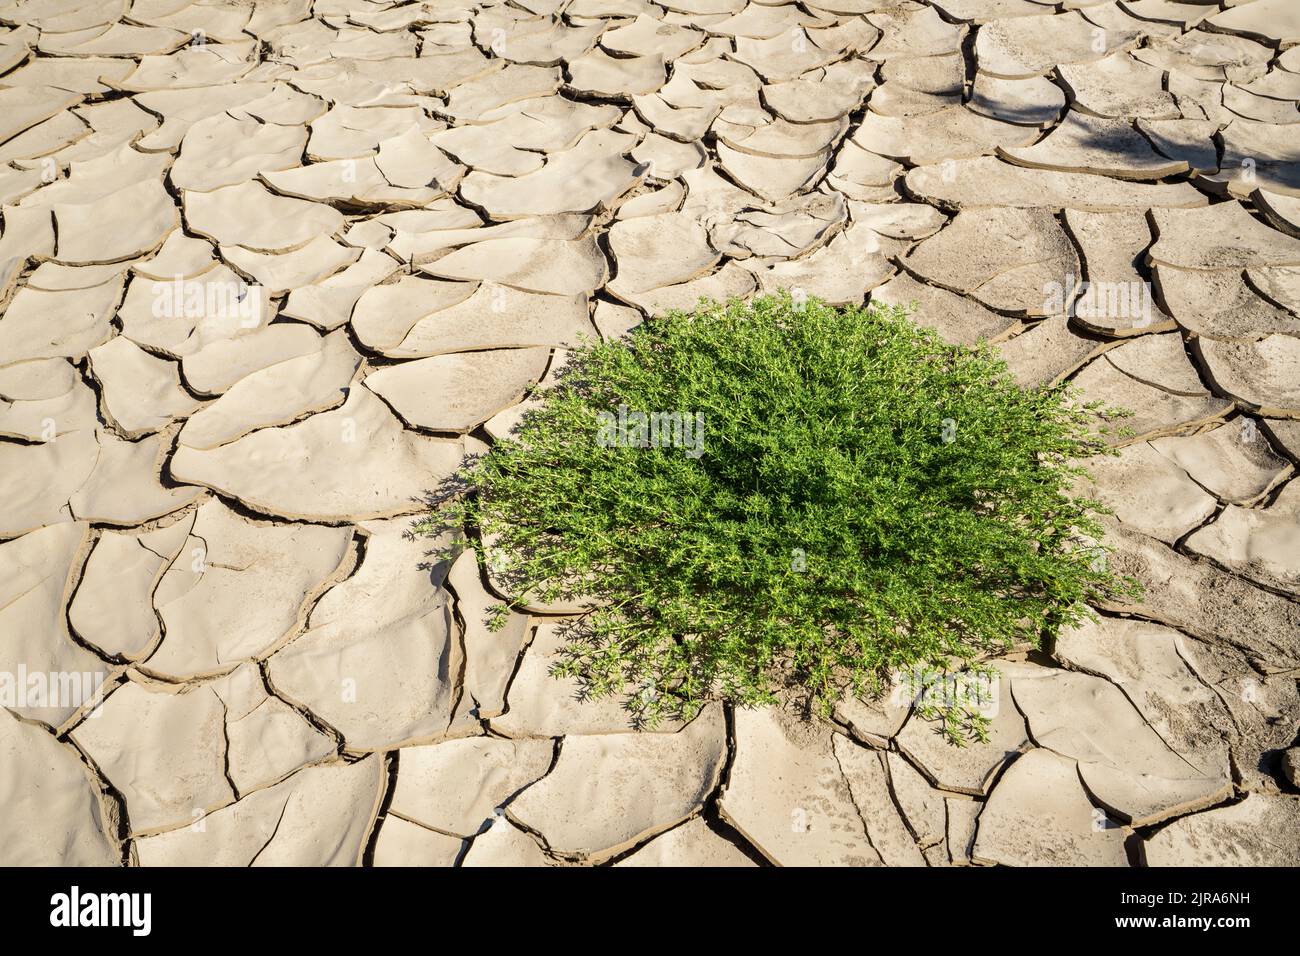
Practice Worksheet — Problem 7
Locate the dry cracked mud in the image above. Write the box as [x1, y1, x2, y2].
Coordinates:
[1, 0, 1298, 867]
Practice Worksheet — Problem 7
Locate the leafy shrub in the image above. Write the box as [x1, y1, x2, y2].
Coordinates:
[427, 294, 1136, 738]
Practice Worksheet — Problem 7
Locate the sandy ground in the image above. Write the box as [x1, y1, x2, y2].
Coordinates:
[1, 0, 1299, 866]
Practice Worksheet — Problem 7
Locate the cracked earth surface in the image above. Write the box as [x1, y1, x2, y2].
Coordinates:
[2, 0, 1300, 867]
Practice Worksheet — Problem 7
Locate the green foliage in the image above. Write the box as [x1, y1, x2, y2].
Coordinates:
[424, 294, 1138, 736]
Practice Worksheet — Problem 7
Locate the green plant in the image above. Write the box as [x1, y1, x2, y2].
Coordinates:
[423, 293, 1137, 739]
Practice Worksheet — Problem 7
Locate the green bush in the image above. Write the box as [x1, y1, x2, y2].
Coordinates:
[426, 294, 1136, 739]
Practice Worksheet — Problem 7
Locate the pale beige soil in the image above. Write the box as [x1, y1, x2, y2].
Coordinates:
[1, 0, 1298, 867]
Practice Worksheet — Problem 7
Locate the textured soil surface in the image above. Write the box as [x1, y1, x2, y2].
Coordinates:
[1, 0, 1298, 866]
